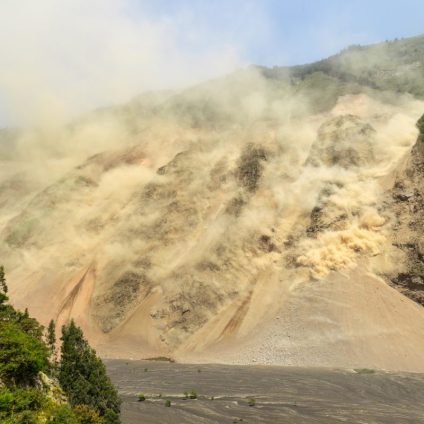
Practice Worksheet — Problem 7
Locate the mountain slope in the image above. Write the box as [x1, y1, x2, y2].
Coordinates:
[381, 117, 424, 304]
[264, 34, 424, 99]
[1, 35, 424, 370]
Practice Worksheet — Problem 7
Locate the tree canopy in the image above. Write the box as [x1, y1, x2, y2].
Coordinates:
[59, 320, 121, 423]
[0, 266, 121, 423]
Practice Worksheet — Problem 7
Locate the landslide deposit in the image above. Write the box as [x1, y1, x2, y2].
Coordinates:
[1, 35, 424, 371]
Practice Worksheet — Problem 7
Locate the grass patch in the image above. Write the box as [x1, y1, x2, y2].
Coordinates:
[247, 397, 255, 407]
[183, 389, 197, 400]
[354, 368, 375, 374]
[144, 356, 175, 363]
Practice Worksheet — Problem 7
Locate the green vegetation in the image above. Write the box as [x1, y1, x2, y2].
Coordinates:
[73, 404, 103, 423]
[144, 356, 175, 362]
[164, 400, 171, 407]
[137, 393, 145, 402]
[59, 320, 121, 422]
[46, 320, 57, 373]
[354, 368, 376, 374]
[0, 321, 49, 384]
[48, 404, 79, 424]
[264, 35, 424, 100]
[247, 397, 256, 407]
[183, 389, 198, 400]
[0, 266, 121, 423]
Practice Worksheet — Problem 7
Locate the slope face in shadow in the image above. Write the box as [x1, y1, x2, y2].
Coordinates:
[379, 122, 424, 304]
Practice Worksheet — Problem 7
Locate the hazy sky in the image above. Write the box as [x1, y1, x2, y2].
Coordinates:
[0, 0, 423, 126]
[134, 0, 424, 65]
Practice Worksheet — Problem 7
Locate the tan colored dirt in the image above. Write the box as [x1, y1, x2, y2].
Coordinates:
[1, 92, 424, 371]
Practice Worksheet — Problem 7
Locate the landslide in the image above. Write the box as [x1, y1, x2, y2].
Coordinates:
[380, 115, 424, 304]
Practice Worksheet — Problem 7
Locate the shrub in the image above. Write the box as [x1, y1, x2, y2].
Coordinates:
[137, 393, 145, 402]
[0, 323, 48, 384]
[354, 368, 375, 374]
[6, 388, 44, 413]
[0, 389, 14, 413]
[102, 409, 121, 424]
[165, 400, 171, 407]
[16, 411, 37, 423]
[74, 404, 102, 424]
[247, 397, 255, 407]
[48, 404, 78, 424]
[0, 390, 44, 423]
[189, 389, 197, 399]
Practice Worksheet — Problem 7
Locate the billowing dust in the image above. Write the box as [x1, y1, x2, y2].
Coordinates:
[0, 68, 423, 357]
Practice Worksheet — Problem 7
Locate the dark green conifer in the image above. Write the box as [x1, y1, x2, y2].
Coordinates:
[0, 321, 48, 384]
[0, 265, 8, 305]
[47, 320, 56, 348]
[46, 319, 58, 372]
[59, 320, 121, 422]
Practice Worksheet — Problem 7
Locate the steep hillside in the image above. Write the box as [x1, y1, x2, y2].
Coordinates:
[264, 34, 424, 99]
[380, 117, 424, 304]
[1, 35, 424, 370]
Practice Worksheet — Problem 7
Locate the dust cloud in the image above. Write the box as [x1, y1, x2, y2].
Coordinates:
[0, 6, 423, 356]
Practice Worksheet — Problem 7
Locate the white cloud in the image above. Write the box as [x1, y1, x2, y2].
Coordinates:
[0, 0, 246, 126]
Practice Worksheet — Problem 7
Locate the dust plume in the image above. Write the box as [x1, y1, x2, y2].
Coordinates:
[0, 15, 423, 362]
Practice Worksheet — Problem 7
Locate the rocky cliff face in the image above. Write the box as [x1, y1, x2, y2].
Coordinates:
[382, 119, 424, 304]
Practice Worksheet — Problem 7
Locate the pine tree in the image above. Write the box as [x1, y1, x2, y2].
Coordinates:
[0, 265, 8, 305]
[46, 319, 57, 370]
[417, 113, 424, 139]
[59, 320, 121, 423]
[0, 265, 7, 294]
[47, 320, 56, 350]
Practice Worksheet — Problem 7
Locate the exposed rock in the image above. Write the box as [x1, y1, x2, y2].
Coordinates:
[382, 115, 424, 305]
[37, 372, 68, 404]
[307, 115, 376, 168]
[236, 144, 267, 192]
[95, 271, 153, 333]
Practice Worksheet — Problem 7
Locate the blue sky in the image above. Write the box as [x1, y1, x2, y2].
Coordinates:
[128, 0, 424, 65]
[0, 0, 423, 126]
